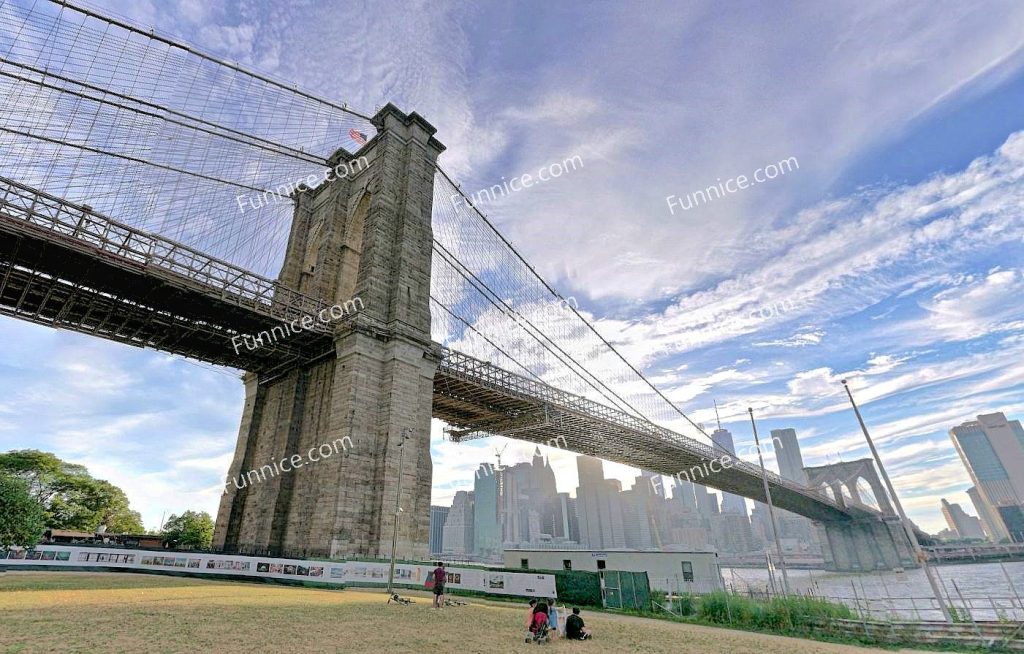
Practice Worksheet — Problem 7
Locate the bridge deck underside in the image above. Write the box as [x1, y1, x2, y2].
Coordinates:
[433, 352, 853, 523]
[0, 216, 332, 373]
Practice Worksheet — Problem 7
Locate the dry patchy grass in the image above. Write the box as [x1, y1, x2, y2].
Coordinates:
[0, 572, 915, 654]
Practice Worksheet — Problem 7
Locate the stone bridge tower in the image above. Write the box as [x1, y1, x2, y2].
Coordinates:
[804, 458, 918, 571]
[213, 105, 444, 559]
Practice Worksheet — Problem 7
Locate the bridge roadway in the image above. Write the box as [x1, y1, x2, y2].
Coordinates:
[0, 176, 857, 524]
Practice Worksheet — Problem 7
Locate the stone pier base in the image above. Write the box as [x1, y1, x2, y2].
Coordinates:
[818, 518, 919, 571]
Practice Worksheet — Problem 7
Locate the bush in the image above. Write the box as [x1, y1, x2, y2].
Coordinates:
[698, 592, 852, 632]
[554, 570, 602, 607]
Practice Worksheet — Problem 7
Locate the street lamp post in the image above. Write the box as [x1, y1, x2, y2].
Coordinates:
[386, 427, 410, 596]
[748, 407, 791, 595]
[841, 379, 952, 623]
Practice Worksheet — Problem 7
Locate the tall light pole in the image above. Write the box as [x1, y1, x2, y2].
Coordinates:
[748, 407, 791, 595]
[841, 380, 952, 623]
[386, 427, 410, 595]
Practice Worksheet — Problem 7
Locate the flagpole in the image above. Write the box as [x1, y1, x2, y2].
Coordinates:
[841, 380, 952, 623]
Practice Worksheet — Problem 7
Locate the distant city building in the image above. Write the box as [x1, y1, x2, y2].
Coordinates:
[442, 490, 474, 557]
[545, 492, 580, 544]
[672, 479, 698, 512]
[771, 428, 808, 485]
[621, 473, 658, 549]
[575, 455, 627, 549]
[473, 463, 502, 559]
[940, 498, 986, 540]
[950, 412, 1024, 542]
[429, 505, 449, 555]
[693, 483, 719, 516]
[656, 479, 711, 551]
[966, 485, 1004, 542]
[710, 428, 748, 515]
[502, 448, 559, 547]
[712, 512, 757, 553]
[763, 427, 821, 554]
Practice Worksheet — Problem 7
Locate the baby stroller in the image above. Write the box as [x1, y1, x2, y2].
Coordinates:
[528, 609, 551, 644]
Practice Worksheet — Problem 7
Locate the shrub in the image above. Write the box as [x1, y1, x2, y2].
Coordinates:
[698, 592, 852, 632]
[554, 570, 602, 607]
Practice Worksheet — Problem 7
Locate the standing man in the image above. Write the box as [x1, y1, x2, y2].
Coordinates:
[432, 561, 446, 608]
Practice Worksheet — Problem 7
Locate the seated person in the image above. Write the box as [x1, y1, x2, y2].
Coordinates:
[565, 607, 592, 640]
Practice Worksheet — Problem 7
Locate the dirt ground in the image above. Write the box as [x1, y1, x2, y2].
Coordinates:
[0, 572, 948, 654]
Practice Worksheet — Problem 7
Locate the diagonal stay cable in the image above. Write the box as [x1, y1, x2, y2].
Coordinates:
[431, 238, 647, 421]
[0, 125, 272, 194]
[435, 164, 719, 444]
[48, 0, 374, 122]
[0, 59, 331, 166]
[430, 294, 544, 384]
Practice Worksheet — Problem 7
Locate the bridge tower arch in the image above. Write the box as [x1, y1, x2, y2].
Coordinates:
[213, 104, 445, 559]
[804, 458, 917, 571]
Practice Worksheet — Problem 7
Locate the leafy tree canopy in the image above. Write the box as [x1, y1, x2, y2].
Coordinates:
[0, 450, 144, 534]
[161, 510, 214, 550]
[0, 472, 46, 547]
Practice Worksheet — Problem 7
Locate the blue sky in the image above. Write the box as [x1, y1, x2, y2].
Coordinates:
[2, 0, 1024, 533]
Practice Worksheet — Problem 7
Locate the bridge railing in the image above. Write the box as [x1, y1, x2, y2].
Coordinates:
[438, 347, 844, 508]
[0, 176, 330, 330]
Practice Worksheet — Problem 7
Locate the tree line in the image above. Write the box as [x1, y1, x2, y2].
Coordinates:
[0, 449, 212, 549]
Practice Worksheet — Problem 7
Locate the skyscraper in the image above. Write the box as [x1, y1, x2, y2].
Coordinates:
[621, 473, 659, 549]
[574, 455, 627, 549]
[710, 427, 748, 515]
[770, 428, 808, 485]
[966, 485, 1003, 542]
[693, 483, 719, 516]
[672, 479, 698, 512]
[442, 490, 474, 557]
[940, 498, 986, 540]
[429, 505, 449, 556]
[950, 412, 1024, 542]
[473, 463, 502, 559]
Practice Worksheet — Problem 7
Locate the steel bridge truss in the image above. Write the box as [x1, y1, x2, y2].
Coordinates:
[433, 347, 853, 522]
[0, 176, 334, 371]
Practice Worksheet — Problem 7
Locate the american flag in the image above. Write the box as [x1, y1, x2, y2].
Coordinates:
[349, 128, 367, 145]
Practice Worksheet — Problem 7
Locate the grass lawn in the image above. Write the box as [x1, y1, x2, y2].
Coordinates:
[0, 571, 933, 654]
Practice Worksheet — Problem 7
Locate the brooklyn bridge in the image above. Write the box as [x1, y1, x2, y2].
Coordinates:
[0, 0, 919, 571]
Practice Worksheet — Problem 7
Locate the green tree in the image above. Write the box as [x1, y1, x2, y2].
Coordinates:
[161, 511, 214, 550]
[0, 450, 144, 534]
[0, 472, 46, 547]
[95, 481, 144, 534]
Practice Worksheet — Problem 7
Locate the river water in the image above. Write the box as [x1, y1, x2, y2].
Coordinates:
[721, 561, 1024, 621]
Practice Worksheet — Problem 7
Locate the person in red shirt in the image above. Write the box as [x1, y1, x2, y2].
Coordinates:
[431, 562, 446, 608]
